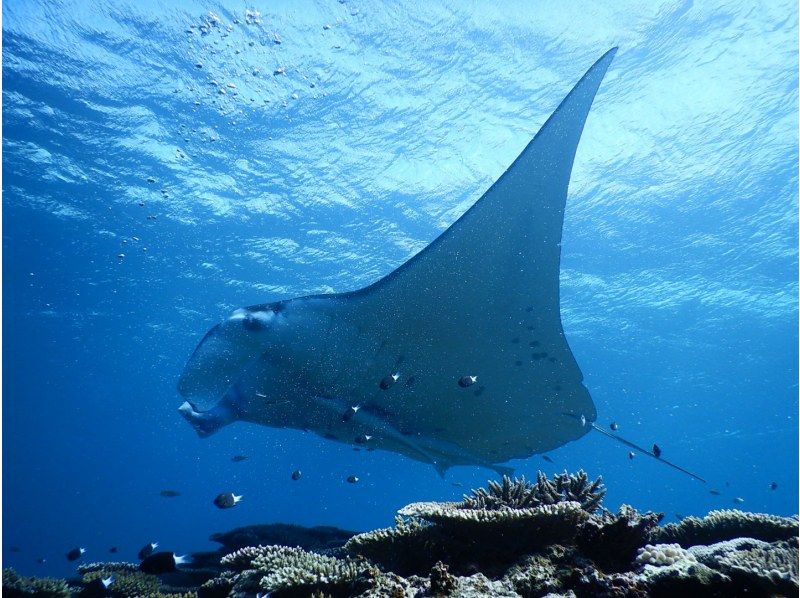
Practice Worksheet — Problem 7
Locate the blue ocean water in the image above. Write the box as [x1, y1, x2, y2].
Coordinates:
[2, 0, 797, 580]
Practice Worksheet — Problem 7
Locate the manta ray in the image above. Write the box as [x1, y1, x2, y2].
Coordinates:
[178, 48, 704, 482]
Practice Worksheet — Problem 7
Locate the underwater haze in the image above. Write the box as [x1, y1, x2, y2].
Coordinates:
[3, 0, 798, 580]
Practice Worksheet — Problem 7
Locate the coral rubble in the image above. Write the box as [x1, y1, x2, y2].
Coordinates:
[6, 470, 798, 597]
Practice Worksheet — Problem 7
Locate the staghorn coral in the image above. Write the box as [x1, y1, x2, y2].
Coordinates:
[650, 509, 799, 546]
[459, 471, 605, 513]
[576, 504, 663, 572]
[219, 545, 270, 572]
[2, 568, 71, 598]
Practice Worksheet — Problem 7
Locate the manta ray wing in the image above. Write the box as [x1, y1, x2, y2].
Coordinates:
[319, 48, 618, 463]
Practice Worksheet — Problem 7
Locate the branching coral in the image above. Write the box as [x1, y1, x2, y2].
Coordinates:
[217, 544, 377, 597]
[76, 562, 140, 574]
[458, 471, 606, 513]
[650, 509, 799, 546]
[81, 568, 161, 596]
[2, 568, 71, 598]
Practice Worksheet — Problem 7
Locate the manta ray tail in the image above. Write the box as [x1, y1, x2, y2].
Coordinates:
[590, 423, 707, 483]
[178, 400, 235, 438]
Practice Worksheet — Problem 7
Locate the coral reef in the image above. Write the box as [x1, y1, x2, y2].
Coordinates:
[7, 471, 798, 597]
[651, 508, 799, 546]
[81, 568, 161, 596]
[3, 569, 71, 598]
[217, 544, 378, 596]
[346, 500, 588, 577]
[459, 471, 606, 513]
[576, 504, 663, 572]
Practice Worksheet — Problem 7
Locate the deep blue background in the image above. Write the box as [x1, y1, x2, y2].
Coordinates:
[3, 0, 797, 578]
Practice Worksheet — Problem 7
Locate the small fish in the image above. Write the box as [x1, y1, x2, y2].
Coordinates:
[628, 451, 635, 460]
[291, 470, 302, 481]
[231, 455, 249, 462]
[355, 434, 373, 444]
[109, 547, 119, 553]
[769, 481, 778, 490]
[213, 493, 243, 509]
[609, 422, 619, 431]
[451, 482, 463, 487]
[342, 405, 361, 422]
[10, 546, 20, 553]
[710, 489, 722, 496]
[346, 475, 359, 484]
[580, 414, 587, 427]
[36, 557, 46, 565]
[733, 497, 745, 504]
[138, 542, 158, 561]
[541, 455, 554, 463]
[160, 490, 180, 498]
[379, 373, 400, 390]
[117, 253, 125, 259]
[458, 375, 477, 388]
[652, 444, 662, 458]
[82, 575, 115, 597]
[66, 547, 86, 561]
[139, 552, 191, 575]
